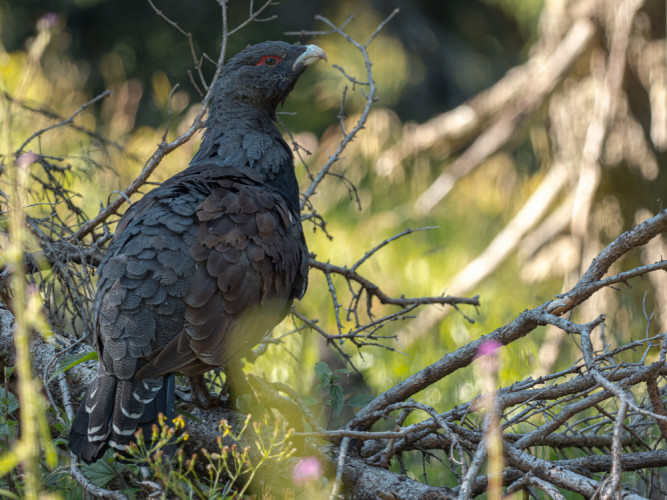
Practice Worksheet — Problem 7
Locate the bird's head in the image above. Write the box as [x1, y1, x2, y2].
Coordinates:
[212, 41, 327, 112]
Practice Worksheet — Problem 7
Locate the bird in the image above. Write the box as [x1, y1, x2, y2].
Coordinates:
[68, 41, 326, 463]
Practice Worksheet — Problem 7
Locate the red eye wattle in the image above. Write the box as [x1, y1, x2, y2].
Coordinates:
[255, 55, 282, 67]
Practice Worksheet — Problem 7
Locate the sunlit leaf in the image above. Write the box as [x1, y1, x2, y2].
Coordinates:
[0, 388, 19, 415]
[346, 394, 375, 407]
[330, 385, 344, 415]
[314, 361, 332, 385]
[0, 488, 20, 500]
[81, 458, 123, 488]
[48, 351, 98, 383]
[298, 394, 318, 407]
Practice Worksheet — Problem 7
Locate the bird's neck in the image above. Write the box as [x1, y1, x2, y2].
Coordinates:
[191, 100, 284, 170]
[190, 99, 300, 212]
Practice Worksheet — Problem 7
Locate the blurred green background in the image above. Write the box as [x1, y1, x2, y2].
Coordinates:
[2, 0, 665, 492]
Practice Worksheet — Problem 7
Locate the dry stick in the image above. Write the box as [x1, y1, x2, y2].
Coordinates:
[569, 0, 643, 297]
[309, 225, 480, 333]
[511, 360, 667, 452]
[542, 449, 667, 474]
[377, 405, 413, 469]
[479, 343, 652, 411]
[420, 430, 639, 454]
[523, 313, 667, 420]
[475, 451, 667, 497]
[504, 473, 567, 500]
[370, 400, 468, 473]
[605, 400, 628, 498]
[570, 0, 644, 277]
[293, 400, 464, 448]
[552, 259, 667, 313]
[310, 258, 478, 309]
[324, 270, 344, 336]
[293, 427, 421, 442]
[414, 18, 596, 213]
[149, 0, 216, 92]
[548, 209, 667, 313]
[646, 376, 667, 440]
[628, 25, 667, 150]
[290, 310, 358, 372]
[68, 109, 200, 242]
[330, 436, 350, 500]
[458, 412, 492, 500]
[504, 443, 599, 497]
[519, 191, 576, 261]
[504, 443, 649, 500]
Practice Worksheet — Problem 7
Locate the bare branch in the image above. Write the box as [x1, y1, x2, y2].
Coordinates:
[16, 90, 112, 154]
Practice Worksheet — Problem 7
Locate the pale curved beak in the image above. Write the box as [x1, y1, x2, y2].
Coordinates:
[293, 44, 327, 70]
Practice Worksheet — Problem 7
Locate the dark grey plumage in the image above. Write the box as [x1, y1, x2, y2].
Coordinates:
[68, 41, 325, 463]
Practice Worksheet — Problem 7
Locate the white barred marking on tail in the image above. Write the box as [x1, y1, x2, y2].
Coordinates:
[87, 424, 103, 434]
[112, 423, 136, 436]
[142, 381, 161, 392]
[109, 440, 128, 451]
[133, 392, 156, 404]
[120, 406, 143, 419]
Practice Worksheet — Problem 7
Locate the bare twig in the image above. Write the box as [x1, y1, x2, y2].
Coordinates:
[300, 9, 399, 207]
[16, 91, 112, 154]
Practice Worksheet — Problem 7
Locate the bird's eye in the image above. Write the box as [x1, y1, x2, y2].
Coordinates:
[256, 55, 282, 67]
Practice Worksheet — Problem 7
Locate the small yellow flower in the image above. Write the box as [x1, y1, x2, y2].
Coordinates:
[173, 414, 185, 428]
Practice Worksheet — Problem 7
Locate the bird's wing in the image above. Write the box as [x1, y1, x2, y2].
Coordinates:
[94, 187, 202, 380]
[134, 175, 308, 378]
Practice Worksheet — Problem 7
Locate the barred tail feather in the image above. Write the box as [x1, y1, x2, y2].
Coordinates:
[68, 371, 117, 463]
[68, 370, 176, 463]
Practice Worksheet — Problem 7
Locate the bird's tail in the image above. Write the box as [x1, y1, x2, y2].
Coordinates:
[68, 367, 175, 463]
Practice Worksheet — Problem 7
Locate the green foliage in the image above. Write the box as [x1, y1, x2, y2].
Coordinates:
[314, 361, 345, 417]
[0, 369, 19, 498]
[41, 454, 128, 499]
[82, 459, 124, 490]
[0, 388, 18, 442]
[0, 369, 81, 498]
[123, 414, 295, 499]
[313, 361, 373, 417]
[47, 351, 98, 384]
